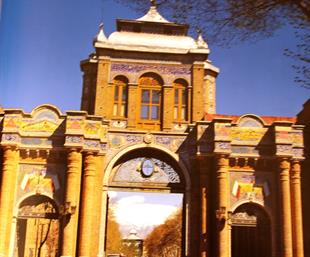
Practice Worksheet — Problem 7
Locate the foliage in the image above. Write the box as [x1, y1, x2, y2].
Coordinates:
[45, 220, 59, 257]
[144, 208, 182, 257]
[115, 0, 310, 88]
[121, 241, 140, 257]
[106, 208, 123, 255]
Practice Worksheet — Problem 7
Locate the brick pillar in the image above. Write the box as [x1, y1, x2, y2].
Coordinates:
[198, 157, 208, 257]
[162, 84, 173, 131]
[192, 62, 204, 122]
[94, 59, 111, 118]
[278, 159, 293, 257]
[78, 152, 97, 257]
[216, 156, 229, 257]
[127, 83, 138, 128]
[291, 160, 304, 257]
[61, 149, 82, 257]
[0, 147, 19, 257]
[90, 155, 105, 257]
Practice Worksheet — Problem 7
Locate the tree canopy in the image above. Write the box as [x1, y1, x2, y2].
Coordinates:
[116, 0, 310, 88]
[106, 208, 123, 255]
[144, 208, 182, 257]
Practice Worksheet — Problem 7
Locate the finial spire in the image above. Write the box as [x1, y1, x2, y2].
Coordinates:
[196, 29, 209, 49]
[94, 23, 107, 42]
[150, 0, 157, 7]
[137, 0, 169, 23]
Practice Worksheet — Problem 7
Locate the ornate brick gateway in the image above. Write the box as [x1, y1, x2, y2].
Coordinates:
[0, 2, 306, 257]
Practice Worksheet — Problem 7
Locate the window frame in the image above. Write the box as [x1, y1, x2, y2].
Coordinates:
[112, 76, 128, 118]
[138, 73, 163, 129]
[173, 79, 188, 122]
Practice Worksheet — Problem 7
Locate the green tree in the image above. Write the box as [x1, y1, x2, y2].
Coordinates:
[106, 208, 123, 255]
[144, 208, 182, 257]
[116, 0, 310, 88]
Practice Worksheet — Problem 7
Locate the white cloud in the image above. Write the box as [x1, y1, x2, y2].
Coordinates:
[113, 195, 178, 231]
[108, 191, 118, 199]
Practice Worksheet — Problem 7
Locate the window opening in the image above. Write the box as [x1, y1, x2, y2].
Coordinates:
[113, 76, 128, 117]
[173, 79, 188, 122]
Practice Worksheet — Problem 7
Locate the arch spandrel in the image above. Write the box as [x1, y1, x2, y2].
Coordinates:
[103, 145, 190, 191]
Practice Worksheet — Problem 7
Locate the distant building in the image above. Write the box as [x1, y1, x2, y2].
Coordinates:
[122, 229, 143, 257]
[0, 2, 306, 257]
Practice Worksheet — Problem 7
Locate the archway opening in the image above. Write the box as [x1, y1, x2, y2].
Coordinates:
[105, 148, 186, 257]
[15, 195, 59, 257]
[231, 203, 271, 257]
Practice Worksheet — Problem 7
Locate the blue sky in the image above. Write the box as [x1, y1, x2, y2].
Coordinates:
[0, 0, 309, 116]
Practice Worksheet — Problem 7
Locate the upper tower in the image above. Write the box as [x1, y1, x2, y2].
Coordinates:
[80, 1, 219, 131]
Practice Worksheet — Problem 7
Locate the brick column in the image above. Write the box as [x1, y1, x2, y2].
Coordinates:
[0, 147, 19, 257]
[90, 155, 105, 257]
[216, 156, 229, 257]
[291, 160, 304, 257]
[78, 152, 97, 257]
[162, 84, 174, 131]
[94, 59, 111, 117]
[278, 159, 293, 257]
[127, 83, 138, 128]
[61, 149, 82, 257]
[198, 157, 208, 257]
[192, 62, 204, 122]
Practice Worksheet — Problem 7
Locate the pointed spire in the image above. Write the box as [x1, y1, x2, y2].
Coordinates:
[150, 0, 157, 7]
[95, 23, 107, 42]
[196, 29, 208, 49]
[137, 0, 169, 23]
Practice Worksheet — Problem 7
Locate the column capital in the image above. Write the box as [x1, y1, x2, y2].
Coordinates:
[215, 155, 229, 168]
[279, 158, 291, 170]
[67, 147, 82, 153]
[291, 159, 301, 172]
[1, 145, 18, 151]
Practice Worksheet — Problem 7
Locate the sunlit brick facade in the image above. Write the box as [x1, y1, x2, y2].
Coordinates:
[0, 3, 306, 257]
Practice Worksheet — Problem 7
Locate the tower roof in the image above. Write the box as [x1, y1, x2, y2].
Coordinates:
[136, 1, 169, 23]
[93, 2, 210, 55]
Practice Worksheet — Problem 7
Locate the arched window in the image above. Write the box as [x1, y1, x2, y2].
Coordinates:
[138, 73, 163, 126]
[113, 76, 128, 117]
[173, 79, 188, 122]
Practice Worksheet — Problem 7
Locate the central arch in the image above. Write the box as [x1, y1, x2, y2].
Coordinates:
[100, 145, 191, 257]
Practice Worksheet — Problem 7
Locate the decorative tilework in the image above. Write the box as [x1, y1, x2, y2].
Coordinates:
[67, 118, 84, 131]
[291, 131, 303, 146]
[238, 117, 263, 128]
[215, 141, 231, 152]
[84, 139, 100, 149]
[214, 124, 230, 139]
[84, 122, 101, 136]
[66, 136, 83, 144]
[230, 172, 272, 206]
[21, 120, 58, 133]
[126, 135, 142, 144]
[155, 136, 172, 145]
[275, 131, 291, 143]
[292, 148, 303, 158]
[232, 146, 259, 155]
[112, 157, 181, 184]
[2, 133, 20, 143]
[111, 63, 191, 75]
[276, 144, 292, 155]
[34, 110, 58, 121]
[231, 128, 266, 144]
